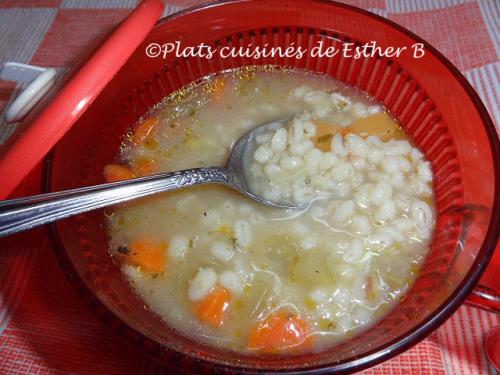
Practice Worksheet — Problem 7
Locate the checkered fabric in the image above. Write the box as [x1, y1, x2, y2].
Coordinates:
[0, 0, 498, 374]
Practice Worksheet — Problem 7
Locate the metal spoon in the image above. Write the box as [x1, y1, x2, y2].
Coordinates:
[0, 118, 298, 237]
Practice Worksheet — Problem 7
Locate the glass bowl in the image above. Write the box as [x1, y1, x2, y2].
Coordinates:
[43, 0, 500, 373]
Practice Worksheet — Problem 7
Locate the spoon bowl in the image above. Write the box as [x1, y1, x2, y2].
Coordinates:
[226, 117, 298, 209]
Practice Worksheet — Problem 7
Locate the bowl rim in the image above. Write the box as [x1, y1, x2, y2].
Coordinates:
[43, 0, 500, 373]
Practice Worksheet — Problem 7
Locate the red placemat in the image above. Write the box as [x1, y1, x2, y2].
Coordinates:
[0, 0, 498, 373]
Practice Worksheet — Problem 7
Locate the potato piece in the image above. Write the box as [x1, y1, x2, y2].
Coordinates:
[348, 112, 405, 141]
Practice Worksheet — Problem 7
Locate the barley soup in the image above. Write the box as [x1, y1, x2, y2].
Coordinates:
[104, 67, 435, 354]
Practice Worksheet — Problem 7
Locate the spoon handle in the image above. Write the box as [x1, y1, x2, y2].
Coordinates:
[0, 166, 233, 238]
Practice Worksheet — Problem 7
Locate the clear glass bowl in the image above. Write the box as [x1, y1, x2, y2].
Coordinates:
[44, 1, 500, 373]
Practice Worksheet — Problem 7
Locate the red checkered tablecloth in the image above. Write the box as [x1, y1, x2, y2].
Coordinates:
[0, 1, 498, 374]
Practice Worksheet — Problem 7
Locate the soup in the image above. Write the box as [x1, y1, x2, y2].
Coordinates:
[104, 67, 435, 353]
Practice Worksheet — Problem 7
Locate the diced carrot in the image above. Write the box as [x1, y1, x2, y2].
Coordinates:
[312, 119, 342, 137]
[348, 112, 405, 141]
[341, 127, 352, 136]
[194, 286, 231, 328]
[133, 117, 158, 144]
[311, 113, 404, 151]
[103, 164, 134, 182]
[128, 237, 167, 274]
[132, 157, 155, 177]
[247, 311, 312, 352]
[311, 119, 343, 152]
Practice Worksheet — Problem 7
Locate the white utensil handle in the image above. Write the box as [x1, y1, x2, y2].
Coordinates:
[0, 62, 57, 123]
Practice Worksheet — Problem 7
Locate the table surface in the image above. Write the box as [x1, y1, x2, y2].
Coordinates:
[0, 0, 499, 374]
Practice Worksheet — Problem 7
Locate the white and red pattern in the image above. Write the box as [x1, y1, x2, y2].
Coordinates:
[0, 1, 498, 374]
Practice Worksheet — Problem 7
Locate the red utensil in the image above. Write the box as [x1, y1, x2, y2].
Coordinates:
[0, 0, 164, 199]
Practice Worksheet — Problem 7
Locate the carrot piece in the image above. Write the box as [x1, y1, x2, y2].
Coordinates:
[194, 286, 231, 328]
[312, 119, 343, 137]
[103, 164, 134, 182]
[247, 311, 312, 352]
[128, 237, 167, 274]
[132, 157, 155, 177]
[133, 117, 158, 144]
[312, 113, 405, 151]
[311, 119, 343, 152]
[348, 112, 405, 141]
[341, 127, 352, 136]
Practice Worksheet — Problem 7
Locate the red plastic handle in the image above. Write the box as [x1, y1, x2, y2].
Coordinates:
[0, 0, 164, 200]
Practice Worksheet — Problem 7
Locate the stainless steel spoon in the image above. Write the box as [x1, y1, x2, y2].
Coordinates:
[0, 118, 298, 237]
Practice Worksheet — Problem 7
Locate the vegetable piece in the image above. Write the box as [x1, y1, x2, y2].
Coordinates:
[132, 157, 155, 177]
[247, 311, 312, 352]
[128, 237, 167, 274]
[312, 119, 342, 138]
[194, 286, 231, 327]
[133, 117, 158, 144]
[103, 164, 134, 182]
[311, 119, 349, 152]
[312, 113, 405, 146]
[348, 112, 405, 141]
